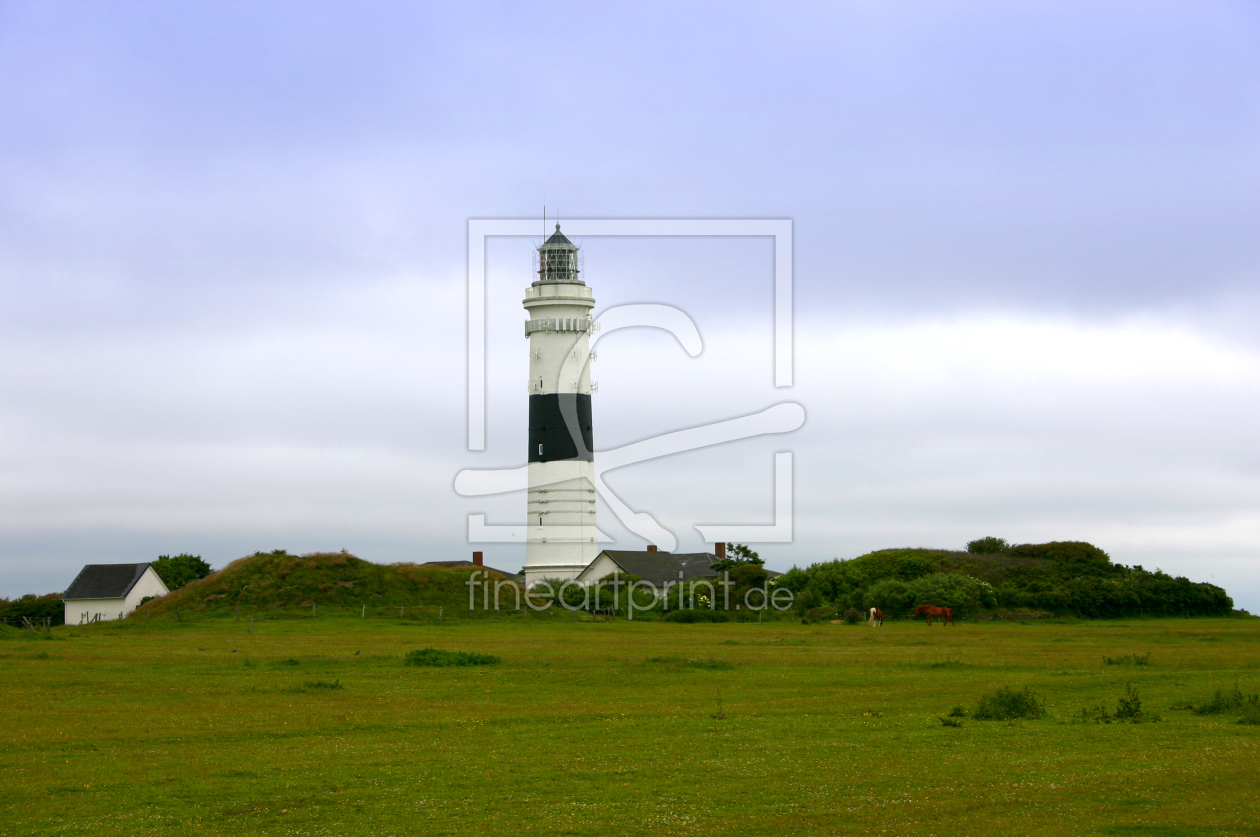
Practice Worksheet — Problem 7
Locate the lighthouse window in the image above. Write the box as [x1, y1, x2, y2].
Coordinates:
[538, 444, 543, 455]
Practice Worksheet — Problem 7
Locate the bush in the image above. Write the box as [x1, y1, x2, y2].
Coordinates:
[0, 593, 65, 626]
[1239, 697, 1260, 725]
[1114, 683, 1158, 722]
[1103, 653, 1150, 666]
[967, 537, 1010, 554]
[972, 687, 1046, 720]
[1074, 684, 1160, 723]
[763, 541, 1235, 620]
[1192, 683, 1257, 715]
[664, 609, 729, 623]
[842, 609, 864, 625]
[405, 648, 500, 667]
[152, 554, 213, 591]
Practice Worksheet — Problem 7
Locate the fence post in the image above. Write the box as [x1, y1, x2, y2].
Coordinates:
[249, 616, 253, 634]
[312, 602, 316, 618]
[272, 604, 276, 619]
[175, 609, 180, 623]
[399, 605, 404, 619]
[235, 605, 240, 622]
[361, 604, 365, 618]
[439, 606, 443, 622]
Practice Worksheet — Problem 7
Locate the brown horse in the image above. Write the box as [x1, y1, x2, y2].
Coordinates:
[869, 607, 883, 627]
[912, 605, 955, 626]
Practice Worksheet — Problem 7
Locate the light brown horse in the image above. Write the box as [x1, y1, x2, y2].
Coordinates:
[912, 605, 955, 626]
[869, 607, 883, 627]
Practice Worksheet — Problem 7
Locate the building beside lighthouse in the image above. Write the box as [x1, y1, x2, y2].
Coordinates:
[521, 225, 599, 585]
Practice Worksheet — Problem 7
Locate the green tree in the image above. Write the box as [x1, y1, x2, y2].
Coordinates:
[152, 554, 213, 591]
[966, 537, 1010, 554]
[712, 543, 763, 572]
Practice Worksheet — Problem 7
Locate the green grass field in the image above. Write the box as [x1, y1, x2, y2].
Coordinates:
[3, 615, 1259, 836]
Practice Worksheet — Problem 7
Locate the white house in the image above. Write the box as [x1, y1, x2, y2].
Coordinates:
[62, 563, 169, 625]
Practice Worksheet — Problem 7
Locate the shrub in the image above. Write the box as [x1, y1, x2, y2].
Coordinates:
[664, 609, 729, 623]
[1074, 684, 1159, 723]
[948, 705, 967, 718]
[1238, 697, 1260, 725]
[405, 647, 500, 667]
[152, 554, 213, 591]
[902, 569, 997, 615]
[972, 687, 1046, 720]
[939, 716, 963, 727]
[0, 593, 65, 626]
[1114, 683, 1158, 721]
[842, 609, 864, 625]
[1192, 683, 1256, 715]
[967, 537, 1010, 554]
[1103, 653, 1150, 666]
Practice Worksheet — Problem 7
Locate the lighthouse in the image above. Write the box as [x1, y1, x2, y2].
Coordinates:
[521, 224, 599, 585]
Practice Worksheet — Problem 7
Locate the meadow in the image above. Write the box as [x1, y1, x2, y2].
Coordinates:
[2, 614, 1258, 836]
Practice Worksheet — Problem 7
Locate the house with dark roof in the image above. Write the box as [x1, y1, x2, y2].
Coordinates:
[62, 563, 169, 625]
[573, 547, 784, 589]
[574, 549, 722, 587]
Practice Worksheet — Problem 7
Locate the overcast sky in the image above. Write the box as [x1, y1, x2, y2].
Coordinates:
[2, 1, 1259, 609]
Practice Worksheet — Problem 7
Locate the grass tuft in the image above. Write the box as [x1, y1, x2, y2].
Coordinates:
[921, 660, 971, 669]
[405, 648, 500, 667]
[972, 687, 1046, 721]
[648, 656, 733, 670]
[1102, 652, 1150, 666]
[1074, 684, 1159, 723]
[1191, 683, 1257, 715]
[302, 679, 343, 690]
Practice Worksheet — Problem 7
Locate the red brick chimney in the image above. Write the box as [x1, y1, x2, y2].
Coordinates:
[715, 542, 726, 560]
[472, 551, 483, 567]
[647, 545, 657, 553]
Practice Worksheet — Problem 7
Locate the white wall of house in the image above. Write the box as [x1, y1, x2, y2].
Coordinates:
[64, 598, 127, 625]
[574, 553, 621, 585]
[126, 566, 169, 608]
[64, 566, 169, 624]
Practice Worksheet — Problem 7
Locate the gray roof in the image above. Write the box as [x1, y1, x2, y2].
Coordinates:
[540, 224, 576, 249]
[589, 551, 720, 586]
[62, 563, 153, 601]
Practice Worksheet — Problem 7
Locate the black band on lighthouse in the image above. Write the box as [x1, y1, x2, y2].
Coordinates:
[529, 394, 593, 462]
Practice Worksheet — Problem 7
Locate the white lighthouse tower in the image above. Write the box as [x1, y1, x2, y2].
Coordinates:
[521, 224, 599, 586]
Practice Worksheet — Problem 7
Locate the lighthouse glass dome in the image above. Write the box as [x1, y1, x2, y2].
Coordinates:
[536, 225, 581, 284]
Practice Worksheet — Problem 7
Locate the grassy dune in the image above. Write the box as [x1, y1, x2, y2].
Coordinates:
[3, 615, 1259, 836]
[136, 551, 516, 618]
